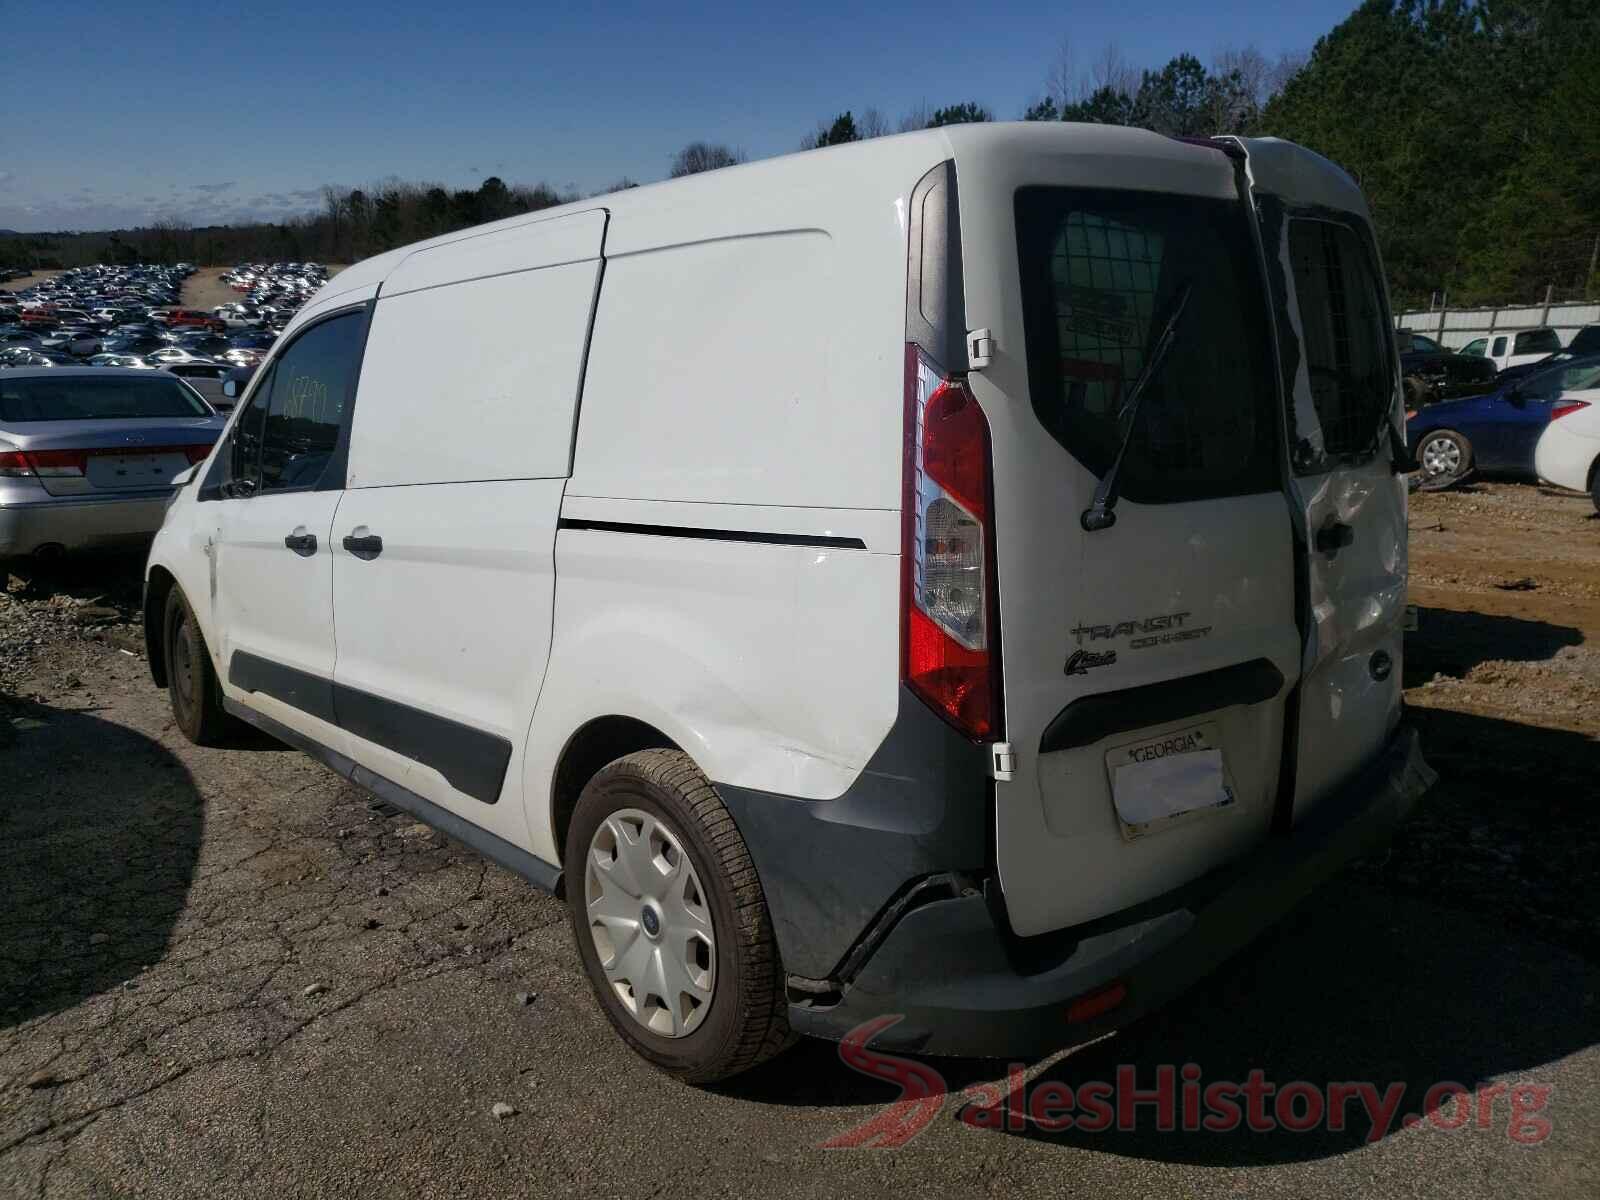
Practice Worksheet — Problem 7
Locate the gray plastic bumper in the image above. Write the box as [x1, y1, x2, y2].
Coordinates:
[788, 723, 1435, 1059]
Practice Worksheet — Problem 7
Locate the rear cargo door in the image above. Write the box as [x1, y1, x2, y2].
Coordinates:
[957, 139, 1302, 938]
[1234, 138, 1408, 824]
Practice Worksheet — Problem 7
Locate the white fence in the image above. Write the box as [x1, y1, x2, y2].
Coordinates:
[1395, 300, 1599, 350]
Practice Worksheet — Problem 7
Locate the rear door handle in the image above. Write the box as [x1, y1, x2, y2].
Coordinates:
[342, 531, 384, 560]
[1315, 521, 1355, 554]
[283, 529, 317, 556]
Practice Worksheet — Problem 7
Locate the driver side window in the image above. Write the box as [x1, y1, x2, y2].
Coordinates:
[220, 309, 365, 497]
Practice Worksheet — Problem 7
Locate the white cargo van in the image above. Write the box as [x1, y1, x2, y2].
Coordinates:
[144, 124, 1434, 1081]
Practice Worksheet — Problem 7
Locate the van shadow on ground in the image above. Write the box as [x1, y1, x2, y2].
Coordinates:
[1403, 605, 1582, 683]
[0, 694, 204, 1027]
[723, 701, 1598, 1166]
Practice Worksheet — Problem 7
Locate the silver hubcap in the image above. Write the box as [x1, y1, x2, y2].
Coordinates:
[1421, 435, 1462, 477]
[585, 808, 715, 1038]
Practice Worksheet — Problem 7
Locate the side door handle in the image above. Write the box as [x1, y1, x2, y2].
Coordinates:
[342, 531, 384, 560]
[1315, 520, 1355, 555]
[283, 529, 317, 557]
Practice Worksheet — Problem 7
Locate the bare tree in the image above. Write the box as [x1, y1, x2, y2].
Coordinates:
[1045, 37, 1076, 107]
[1213, 45, 1272, 109]
[857, 107, 892, 139]
[669, 142, 747, 177]
[1267, 50, 1308, 98]
[1088, 42, 1137, 99]
[897, 101, 933, 133]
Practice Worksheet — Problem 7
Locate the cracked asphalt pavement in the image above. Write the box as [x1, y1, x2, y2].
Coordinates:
[3, 484, 1599, 1198]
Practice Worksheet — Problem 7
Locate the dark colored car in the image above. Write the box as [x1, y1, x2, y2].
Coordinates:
[1405, 351, 1600, 485]
[1397, 330, 1497, 404]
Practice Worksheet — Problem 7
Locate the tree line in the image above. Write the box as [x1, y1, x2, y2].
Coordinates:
[5, 1, 1593, 309]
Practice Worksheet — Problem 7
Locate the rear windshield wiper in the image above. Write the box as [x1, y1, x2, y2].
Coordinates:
[1080, 281, 1193, 532]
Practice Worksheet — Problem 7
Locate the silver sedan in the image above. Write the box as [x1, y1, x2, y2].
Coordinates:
[0, 368, 225, 558]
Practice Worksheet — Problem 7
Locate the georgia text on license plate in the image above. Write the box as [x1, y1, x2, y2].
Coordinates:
[1105, 722, 1236, 841]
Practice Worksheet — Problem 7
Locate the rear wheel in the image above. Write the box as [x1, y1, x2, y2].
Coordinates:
[1417, 429, 1471, 488]
[1590, 459, 1600, 514]
[564, 749, 792, 1083]
[164, 586, 233, 745]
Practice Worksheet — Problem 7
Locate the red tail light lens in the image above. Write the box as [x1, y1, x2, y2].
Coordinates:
[0, 443, 31, 477]
[1552, 400, 1590, 421]
[23, 449, 89, 477]
[903, 345, 1001, 741]
[182, 444, 212, 465]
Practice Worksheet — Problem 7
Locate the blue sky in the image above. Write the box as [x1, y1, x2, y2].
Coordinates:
[1, 0, 1358, 233]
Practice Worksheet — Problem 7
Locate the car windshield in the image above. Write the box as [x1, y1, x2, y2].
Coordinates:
[0, 375, 210, 422]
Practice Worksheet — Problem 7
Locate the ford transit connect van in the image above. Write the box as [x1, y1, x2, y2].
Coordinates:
[144, 124, 1434, 1082]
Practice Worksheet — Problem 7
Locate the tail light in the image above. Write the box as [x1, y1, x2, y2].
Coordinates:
[0, 444, 210, 478]
[1552, 400, 1590, 421]
[902, 345, 1002, 740]
[0, 441, 30, 477]
[20, 449, 88, 477]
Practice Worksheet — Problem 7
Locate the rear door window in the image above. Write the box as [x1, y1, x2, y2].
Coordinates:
[1492, 336, 1508, 357]
[1014, 187, 1280, 502]
[1286, 219, 1394, 462]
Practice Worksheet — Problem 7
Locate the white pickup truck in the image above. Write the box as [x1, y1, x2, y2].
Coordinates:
[1458, 326, 1563, 373]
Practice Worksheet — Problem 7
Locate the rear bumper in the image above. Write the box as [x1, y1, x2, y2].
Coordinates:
[0, 487, 169, 556]
[788, 724, 1435, 1058]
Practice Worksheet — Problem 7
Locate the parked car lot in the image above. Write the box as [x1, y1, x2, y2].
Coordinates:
[0, 262, 319, 382]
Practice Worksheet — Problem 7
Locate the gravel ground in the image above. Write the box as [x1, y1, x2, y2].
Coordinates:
[1, 481, 1596, 1198]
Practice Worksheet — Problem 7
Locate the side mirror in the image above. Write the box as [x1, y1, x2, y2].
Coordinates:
[222, 377, 239, 399]
[1506, 386, 1525, 406]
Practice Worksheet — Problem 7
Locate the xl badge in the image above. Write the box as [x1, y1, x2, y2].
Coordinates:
[1064, 648, 1116, 676]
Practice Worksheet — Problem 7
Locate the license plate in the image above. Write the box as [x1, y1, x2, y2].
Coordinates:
[1105, 722, 1237, 841]
[87, 453, 182, 487]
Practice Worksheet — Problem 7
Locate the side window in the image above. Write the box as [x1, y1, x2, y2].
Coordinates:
[1491, 336, 1508, 357]
[1460, 338, 1487, 356]
[1286, 219, 1393, 460]
[227, 364, 273, 493]
[258, 311, 365, 493]
[1515, 329, 1561, 355]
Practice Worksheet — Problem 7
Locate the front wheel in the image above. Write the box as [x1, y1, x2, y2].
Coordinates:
[564, 749, 793, 1083]
[1417, 429, 1472, 488]
[1590, 460, 1600, 514]
[164, 586, 234, 745]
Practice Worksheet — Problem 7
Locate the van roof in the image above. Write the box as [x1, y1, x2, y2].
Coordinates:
[318, 124, 1363, 305]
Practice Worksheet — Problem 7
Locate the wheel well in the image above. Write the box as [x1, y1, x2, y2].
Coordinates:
[551, 716, 678, 870]
[143, 566, 176, 688]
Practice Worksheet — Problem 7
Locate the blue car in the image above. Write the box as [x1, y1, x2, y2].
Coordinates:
[1406, 352, 1600, 486]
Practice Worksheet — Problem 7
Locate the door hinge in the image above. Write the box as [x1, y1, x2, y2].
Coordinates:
[989, 741, 1016, 782]
[967, 328, 995, 371]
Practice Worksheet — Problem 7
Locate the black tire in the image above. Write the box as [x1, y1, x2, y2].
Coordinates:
[1416, 428, 1472, 488]
[564, 749, 793, 1083]
[1590, 460, 1600, 515]
[163, 585, 233, 746]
